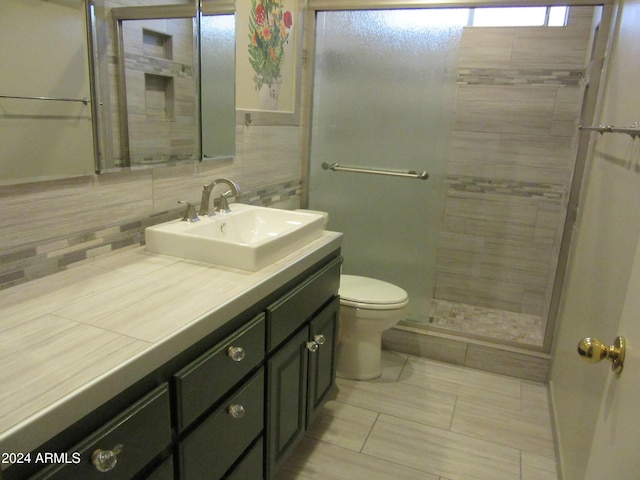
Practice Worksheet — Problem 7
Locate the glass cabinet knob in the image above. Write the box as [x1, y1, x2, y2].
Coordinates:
[91, 444, 123, 472]
[228, 404, 246, 419]
[227, 346, 245, 362]
[306, 341, 319, 352]
[313, 334, 326, 345]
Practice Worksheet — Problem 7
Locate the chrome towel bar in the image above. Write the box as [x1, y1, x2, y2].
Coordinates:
[579, 123, 640, 138]
[321, 162, 429, 180]
[0, 94, 90, 105]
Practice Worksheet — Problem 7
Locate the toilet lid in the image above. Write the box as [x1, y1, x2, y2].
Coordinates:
[339, 275, 408, 308]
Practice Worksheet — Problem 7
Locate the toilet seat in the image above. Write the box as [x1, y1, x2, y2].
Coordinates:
[339, 275, 408, 310]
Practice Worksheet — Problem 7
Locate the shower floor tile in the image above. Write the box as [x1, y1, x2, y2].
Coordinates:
[275, 350, 558, 480]
[429, 298, 544, 346]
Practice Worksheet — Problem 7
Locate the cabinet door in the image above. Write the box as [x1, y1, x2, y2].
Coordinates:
[266, 326, 309, 478]
[306, 296, 339, 426]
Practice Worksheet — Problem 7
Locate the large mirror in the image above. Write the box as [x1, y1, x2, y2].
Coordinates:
[93, 0, 235, 171]
[1, 0, 96, 185]
[0, 0, 235, 184]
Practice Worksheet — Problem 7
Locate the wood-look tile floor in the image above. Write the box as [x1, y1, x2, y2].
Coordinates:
[275, 350, 557, 480]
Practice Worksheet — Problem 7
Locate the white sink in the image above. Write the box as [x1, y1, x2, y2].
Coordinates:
[145, 204, 326, 271]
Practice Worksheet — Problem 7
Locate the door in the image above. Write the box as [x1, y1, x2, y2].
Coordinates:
[549, 0, 640, 476]
[584, 237, 640, 477]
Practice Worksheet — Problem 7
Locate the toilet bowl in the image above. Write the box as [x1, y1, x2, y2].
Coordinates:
[336, 275, 408, 380]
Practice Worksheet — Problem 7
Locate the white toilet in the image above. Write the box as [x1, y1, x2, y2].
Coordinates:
[336, 275, 408, 380]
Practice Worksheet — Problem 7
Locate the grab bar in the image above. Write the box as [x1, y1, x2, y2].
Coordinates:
[0, 94, 90, 105]
[321, 162, 429, 180]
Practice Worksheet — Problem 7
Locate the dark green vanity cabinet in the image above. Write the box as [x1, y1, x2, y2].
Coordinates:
[173, 313, 266, 480]
[173, 314, 266, 433]
[179, 369, 265, 479]
[28, 384, 172, 480]
[266, 299, 339, 478]
[6, 250, 341, 480]
[266, 258, 341, 478]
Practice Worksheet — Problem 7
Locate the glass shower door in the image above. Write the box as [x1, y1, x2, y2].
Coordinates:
[309, 10, 465, 322]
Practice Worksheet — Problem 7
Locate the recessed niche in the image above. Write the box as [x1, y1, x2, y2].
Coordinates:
[145, 74, 174, 120]
[143, 29, 173, 60]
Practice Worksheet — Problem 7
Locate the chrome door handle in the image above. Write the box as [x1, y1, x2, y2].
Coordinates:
[577, 336, 625, 374]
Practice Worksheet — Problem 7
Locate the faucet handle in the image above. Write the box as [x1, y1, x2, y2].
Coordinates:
[178, 201, 199, 223]
[218, 190, 234, 213]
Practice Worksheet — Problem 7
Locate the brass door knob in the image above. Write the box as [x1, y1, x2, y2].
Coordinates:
[577, 336, 625, 374]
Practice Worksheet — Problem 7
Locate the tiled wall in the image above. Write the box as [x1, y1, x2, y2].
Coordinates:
[435, 7, 595, 318]
[123, 18, 196, 165]
[0, 124, 302, 290]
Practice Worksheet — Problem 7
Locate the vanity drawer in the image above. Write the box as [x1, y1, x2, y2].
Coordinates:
[266, 256, 341, 351]
[30, 384, 171, 480]
[179, 369, 265, 480]
[174, 314, 265, 432]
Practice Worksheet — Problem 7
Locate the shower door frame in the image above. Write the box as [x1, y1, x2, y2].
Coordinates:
[300, 0, 616, 354]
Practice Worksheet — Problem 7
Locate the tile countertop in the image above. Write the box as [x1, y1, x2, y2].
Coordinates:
[0, 231, 342, 459]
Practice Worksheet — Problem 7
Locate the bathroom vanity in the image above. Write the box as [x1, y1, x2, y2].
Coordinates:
[0, 232, 342, 480]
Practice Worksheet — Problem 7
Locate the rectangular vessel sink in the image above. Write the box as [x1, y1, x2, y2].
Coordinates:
[145, 204, 326, 271]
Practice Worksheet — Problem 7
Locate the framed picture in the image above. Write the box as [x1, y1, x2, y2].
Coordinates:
[236, 0, 301, 125]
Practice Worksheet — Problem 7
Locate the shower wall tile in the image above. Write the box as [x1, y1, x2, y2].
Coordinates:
[449, 132, 573, 168]
[568, 5, 598, 23]
[522, 292, 547, 320]
[482, 239, 553, 274]
[444, 192, 540, 225]
[551, 86, 584, 137]
[447, 216, 536, 243]
[437, 187, 563, 316]
[480, 263, 548, 289]
[435, 272, 528, 313]
[495, 164, 570, 186]
[454, 85, 558, 135]
[511, 33, 589, 70]
[438, 9, 591, 319]
[458, 30, 513, 68]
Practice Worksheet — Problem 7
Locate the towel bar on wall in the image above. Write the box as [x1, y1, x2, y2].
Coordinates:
[0, 94, 90, 105]
[579, 123, 640, 138]
[321, 162, 429, 180]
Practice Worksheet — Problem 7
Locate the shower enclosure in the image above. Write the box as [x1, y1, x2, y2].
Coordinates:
[307, 4, 603, 351]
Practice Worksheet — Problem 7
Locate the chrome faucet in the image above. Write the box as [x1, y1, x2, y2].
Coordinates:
[198, 178, 241, 216]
